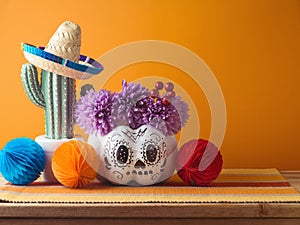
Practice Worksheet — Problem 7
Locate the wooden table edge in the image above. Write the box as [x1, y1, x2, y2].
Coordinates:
[0, 171, 298, 219]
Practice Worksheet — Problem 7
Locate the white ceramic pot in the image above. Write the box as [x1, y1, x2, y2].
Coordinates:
[88, 125, 178, 186]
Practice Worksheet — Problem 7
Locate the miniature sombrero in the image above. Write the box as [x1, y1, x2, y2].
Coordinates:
[22, 21, 103, 80]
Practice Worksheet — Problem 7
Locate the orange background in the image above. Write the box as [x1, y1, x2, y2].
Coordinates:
[0, 0, 299, 169]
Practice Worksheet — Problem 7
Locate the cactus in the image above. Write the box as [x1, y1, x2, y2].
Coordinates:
[21, 63, 76, 139]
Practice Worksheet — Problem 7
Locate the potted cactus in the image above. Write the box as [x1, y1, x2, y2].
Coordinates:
[20, 21, 103, 182]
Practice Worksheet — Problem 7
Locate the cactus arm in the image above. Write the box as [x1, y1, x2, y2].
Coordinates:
[21, 63, 45, 108]
[41, 70, 55, 139]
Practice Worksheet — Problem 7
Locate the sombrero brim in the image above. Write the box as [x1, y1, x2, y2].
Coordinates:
[22, 43, 103, 80]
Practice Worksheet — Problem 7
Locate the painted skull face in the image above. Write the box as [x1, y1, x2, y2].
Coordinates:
[88, 125, 177, 186]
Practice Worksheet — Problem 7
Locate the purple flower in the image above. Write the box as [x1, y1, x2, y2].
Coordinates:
[147, 98, 183, 136]
[168, 95, 189, 128]
[126, 95, 189, 136]
[75, 89, 115, 136]
[128, 97, 153, 129]
[111, 80, 150, 127]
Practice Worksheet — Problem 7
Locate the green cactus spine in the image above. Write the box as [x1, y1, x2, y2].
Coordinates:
[21, 63, 75, 139]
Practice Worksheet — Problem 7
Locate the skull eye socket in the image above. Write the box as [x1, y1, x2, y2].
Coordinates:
[146, 144, 158, 163]
[117, 145, 129, 164]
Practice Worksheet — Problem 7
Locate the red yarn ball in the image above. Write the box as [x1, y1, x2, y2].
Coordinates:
[176, 139, 223, 186]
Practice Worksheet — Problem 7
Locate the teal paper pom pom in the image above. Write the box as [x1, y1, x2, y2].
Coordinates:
[0, 138, 46, 185]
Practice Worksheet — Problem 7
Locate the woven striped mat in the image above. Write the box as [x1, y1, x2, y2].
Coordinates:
[0, 169, 299, 203]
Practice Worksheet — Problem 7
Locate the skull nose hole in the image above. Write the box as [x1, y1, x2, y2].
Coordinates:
[134, 160, 146, 169]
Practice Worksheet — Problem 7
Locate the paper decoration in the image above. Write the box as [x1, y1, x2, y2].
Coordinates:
[52, 140, 99, 188]
[176, 139, 223, 186]
[0, 137, 46, 185]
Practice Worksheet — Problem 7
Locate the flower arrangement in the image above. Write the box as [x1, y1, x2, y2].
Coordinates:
[75, 80, 189, 136]
[75, 80, 190, 186]
[75, 80, 222, 187]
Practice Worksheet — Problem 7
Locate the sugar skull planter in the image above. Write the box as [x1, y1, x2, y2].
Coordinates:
[88, 125, 178, 186]
[76, 80, 189, 186]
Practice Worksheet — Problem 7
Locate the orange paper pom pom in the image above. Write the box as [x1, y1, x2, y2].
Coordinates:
[52, 140, 99, 188]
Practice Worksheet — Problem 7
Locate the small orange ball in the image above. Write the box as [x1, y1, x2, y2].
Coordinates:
[52, 140, 99, 188]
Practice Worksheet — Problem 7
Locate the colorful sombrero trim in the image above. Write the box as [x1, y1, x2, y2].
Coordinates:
[22, 43, 103, 75]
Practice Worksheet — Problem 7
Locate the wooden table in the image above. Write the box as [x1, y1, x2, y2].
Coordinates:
[0, 171, 299, 225]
